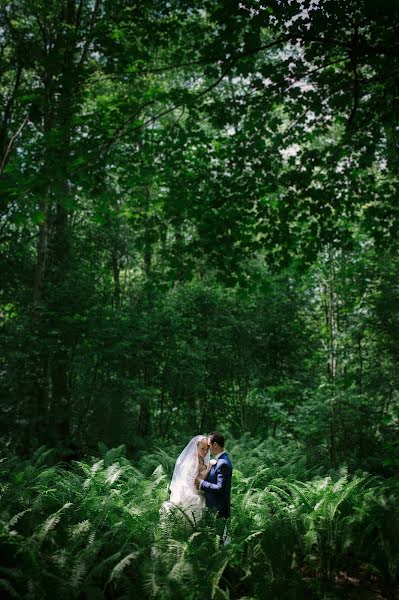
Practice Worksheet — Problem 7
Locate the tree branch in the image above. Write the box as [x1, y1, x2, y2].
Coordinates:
[1, 62, 23, 129]
[347, 27, 360, 131]
[77, 0, 102, 70]
[0, 112, 30, 175]
[101, 99, 157, 156]
[102, 61, 235, 157]
[119, 34, 292, 77]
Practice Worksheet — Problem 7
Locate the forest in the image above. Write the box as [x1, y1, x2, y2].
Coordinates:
[0, 0, 398, 598]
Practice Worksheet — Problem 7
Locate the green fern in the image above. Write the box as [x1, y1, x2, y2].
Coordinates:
[0, 577, 21, 599]
[70, 554, 89, 590]
[0, 440, 397, 599]
[35, 502, 73, 544]
[107, 550, 139, 584]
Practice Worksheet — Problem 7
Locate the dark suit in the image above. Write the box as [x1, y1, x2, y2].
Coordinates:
[200, 451, 233, 519]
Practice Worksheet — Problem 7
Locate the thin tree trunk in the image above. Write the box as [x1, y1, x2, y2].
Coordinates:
[33, 205, 49, 307]
[111, 245, 121, 309]
[48, 0, 80, 447]
[29, 63, 56, 445]
[325, 245, 338, 469]
[358, 335, 363, 394]
[144, 185, 153, 279]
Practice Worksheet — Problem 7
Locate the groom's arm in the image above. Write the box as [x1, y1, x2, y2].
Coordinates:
[200, 463, 231, 495]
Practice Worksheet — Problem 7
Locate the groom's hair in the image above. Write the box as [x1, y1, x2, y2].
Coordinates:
[209, 431, 224, 447]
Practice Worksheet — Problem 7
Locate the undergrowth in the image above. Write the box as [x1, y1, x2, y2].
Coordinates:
[0, 436, 397, 599]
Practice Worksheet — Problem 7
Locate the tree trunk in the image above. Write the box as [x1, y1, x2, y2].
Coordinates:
[324, 245, 338, 469]
[46, 0, 80, 447]
[29, 63, 56, 445]
[111, 244, 121, 309]
[144, 185, 153, 279]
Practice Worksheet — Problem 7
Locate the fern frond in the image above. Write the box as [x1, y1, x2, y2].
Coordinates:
[70, 554, 89, 590]
[142, 572, 161, 599]
[210, 557, 229, 599]
[31, 446, 55, 468]
[0, 577, 21, 598]
[35, 502, 73, 543]
[168, 557, 193, 584]
[88, 551, 121, 579]
[107, 550, 139, 584]
[104, 445, 126, 463]
[105, 463, 123, 486]
[91, 459, 104, 474]
[8, 508, 32, 528]
[70, 520, 91, 539]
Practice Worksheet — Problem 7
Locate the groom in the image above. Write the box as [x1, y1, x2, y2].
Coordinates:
[195, 431, 233, 520]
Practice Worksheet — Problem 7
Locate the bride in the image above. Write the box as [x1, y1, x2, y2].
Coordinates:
[161, 435, 215, 526]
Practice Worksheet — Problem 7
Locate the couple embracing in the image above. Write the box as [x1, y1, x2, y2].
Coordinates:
[163, 432, 233, 536]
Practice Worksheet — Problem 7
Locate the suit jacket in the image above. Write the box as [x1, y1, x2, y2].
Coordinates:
[200, 451, 232, 518]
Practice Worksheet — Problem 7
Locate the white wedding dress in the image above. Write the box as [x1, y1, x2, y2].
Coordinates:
[161, 435, 209, 526]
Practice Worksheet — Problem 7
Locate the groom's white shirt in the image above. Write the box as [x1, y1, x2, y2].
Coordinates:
[200, 450, 227, 489]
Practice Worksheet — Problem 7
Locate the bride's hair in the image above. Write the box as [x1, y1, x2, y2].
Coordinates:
[197, 437, 208, 461]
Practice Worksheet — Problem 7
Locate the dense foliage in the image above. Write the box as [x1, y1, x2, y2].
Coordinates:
[1, 0, 399, 597]
[1, 441, 398, 599]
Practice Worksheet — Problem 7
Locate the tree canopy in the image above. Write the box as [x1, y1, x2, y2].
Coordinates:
[1, 0, 398, 464]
